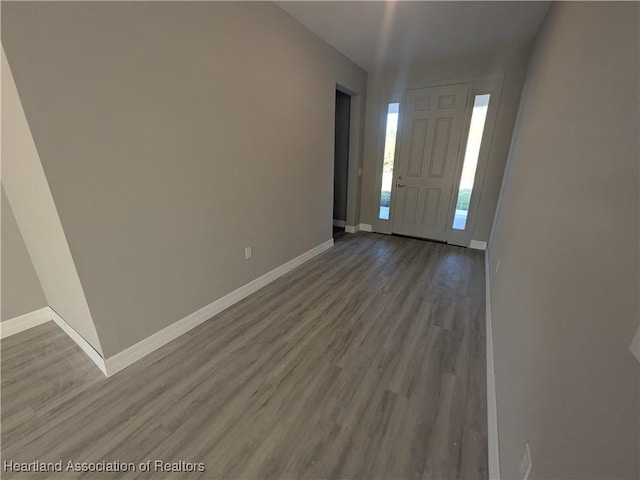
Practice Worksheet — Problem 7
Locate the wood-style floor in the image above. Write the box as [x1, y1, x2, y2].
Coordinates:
[1, 232, 487, 480]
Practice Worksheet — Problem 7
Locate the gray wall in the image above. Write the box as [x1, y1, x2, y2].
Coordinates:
[2, 47, 103, 351]
[1, 187, 47, 321]
[333, 90, 350, 223]
[2, 2, 367, 357]
[360, 46, 532, 241]
[488, 2, 639, 479]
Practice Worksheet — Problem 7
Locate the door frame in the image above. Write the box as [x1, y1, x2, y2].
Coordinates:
[335, 83, 363, 232]
[332, 88, 351, 230]
[372, 74, 505, 247]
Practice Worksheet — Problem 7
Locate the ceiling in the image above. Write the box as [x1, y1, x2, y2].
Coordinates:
[276, 1, 551, 72]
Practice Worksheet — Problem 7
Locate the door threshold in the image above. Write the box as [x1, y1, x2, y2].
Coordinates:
[391, 233, 446, 244]
[391, 233, 469, 248]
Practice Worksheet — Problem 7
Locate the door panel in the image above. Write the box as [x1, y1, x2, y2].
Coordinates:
[423, 188, 441, 227]
[408, 119, 428, 176]
[392, 83, 469, 241]
[402, 187, 420, 224]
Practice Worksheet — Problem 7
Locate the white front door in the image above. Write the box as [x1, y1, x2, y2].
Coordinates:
[392, 83, 469, 241]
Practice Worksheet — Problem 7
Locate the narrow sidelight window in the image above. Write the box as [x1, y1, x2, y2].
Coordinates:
[452, 94, 490, 230]
[379, 102, 400, 220]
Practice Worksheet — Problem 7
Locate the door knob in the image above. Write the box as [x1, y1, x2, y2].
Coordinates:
[397, 183, 406, 188]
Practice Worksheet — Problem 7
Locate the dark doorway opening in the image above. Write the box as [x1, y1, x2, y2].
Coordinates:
[333, 89, 351, 241]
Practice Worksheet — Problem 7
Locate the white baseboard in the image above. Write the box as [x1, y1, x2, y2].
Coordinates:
[345, 223, 372, 234]
[1, 307, 51, 339]
[1, 307, 108, 376]
[2, 240, 334, 378]
[105, 238, 334, 376]
[470, 240, 487, 250]
[485, 252, 501, 479]
[333, 219, 346, 228]
[49, 308, 107, 376]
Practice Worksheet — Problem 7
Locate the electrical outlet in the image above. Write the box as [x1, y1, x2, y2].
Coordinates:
[518, 442, 532, 480]
[245, 246, 252, 260]
[495, 259, 500, 274]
